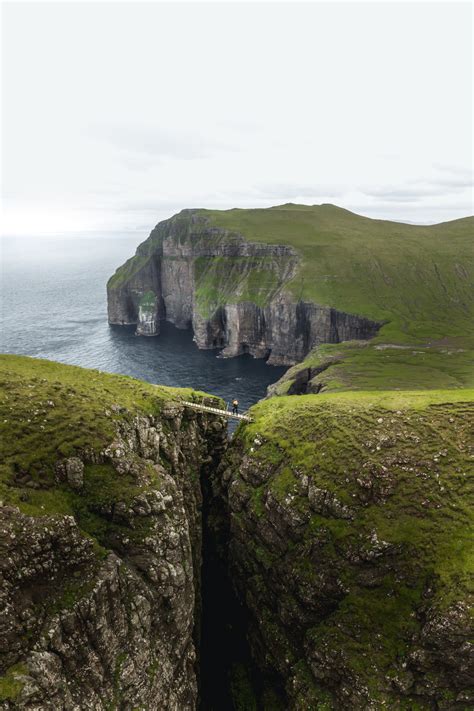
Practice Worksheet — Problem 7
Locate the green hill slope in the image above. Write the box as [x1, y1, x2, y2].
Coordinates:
[107, 203, 473, 391]
[203, 204, 473, 343]
[203, 204, 474, 390]
[0, 354, 218, 519]
[218, 388, 474, 708]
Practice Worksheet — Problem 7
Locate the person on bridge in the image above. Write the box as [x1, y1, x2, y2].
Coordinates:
[232, 399, 239, 415]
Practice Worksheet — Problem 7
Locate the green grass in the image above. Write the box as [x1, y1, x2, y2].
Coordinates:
[139, 290, 157, 310]
[202, 204, 473, 390]
[245, 387, 474, 584]
[0, 664, 27, 702]
[108, 253, 150, 289]
[194, 255, 289, 318]
[202, 204, 473, 341]
[0, 355, 208, 485]
[232, 389, 474, 704]
[108, 203, 474, 391]
[272, 337, 474, 394]
[0, 354, 225, 686]
[0, 354, 219, 525]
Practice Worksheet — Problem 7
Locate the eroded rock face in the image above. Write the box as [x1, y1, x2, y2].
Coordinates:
[136, 295, 160, 336]
[0, 407, 227, 710]
[3, 357, 472, 710]
[56, 456, 84, 490]
[213, 399, 474, 709]
[107, 211, 380, 365]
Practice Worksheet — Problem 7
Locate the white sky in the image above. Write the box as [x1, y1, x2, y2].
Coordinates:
[1, 0, 473, 234]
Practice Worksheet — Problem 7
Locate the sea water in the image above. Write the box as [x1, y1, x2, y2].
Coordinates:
[0, 233, 286, 414]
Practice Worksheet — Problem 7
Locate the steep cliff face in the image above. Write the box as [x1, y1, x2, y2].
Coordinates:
[2, 356, 472, 710]
[213, 391, 474, 709]
[107, 211, 380, 365]
[0, 356, 227, 709]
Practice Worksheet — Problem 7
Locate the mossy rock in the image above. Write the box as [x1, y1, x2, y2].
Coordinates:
[224, 389, 474, 708]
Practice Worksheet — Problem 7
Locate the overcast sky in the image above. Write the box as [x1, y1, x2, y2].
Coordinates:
[1, 0, 472, 235]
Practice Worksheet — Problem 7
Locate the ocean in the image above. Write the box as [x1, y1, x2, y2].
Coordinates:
[0, 233, 286, 414]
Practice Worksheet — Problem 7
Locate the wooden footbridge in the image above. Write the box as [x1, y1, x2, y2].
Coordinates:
[182, 401, 252, 422]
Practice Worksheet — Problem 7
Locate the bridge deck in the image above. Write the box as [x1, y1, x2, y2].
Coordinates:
[182, 401, 252, 422]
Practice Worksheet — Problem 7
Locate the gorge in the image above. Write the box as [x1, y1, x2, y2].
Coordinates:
[0, 355, 472, 709]
[1, 204, 473, 709]
[3, 0, 473, 706]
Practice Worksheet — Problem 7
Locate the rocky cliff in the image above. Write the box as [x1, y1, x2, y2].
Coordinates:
[1, 356, 472, 710]
[107, 210, 380, 365]
[0, 356, 227, 709]
[211, 391, 474, 709]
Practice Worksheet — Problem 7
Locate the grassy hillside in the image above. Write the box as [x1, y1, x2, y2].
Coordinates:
[270, 337, 474, 394]
[0, 354, 216, 523]
[241, 387, 474, 599]
[203, 204, 473, 343]
[203, 204, 473, 391]
[227, 389, 474, 707]
[108, 203, 473, 391]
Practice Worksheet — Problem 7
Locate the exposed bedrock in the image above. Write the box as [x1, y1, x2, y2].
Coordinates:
[212, 398, 474, 709]
[107, 255, 162, 328]
[107, 212, 381, 365]
[2, 358, 473, 710]
[0, 392, 227, 709]
[192, 295, 379, 365]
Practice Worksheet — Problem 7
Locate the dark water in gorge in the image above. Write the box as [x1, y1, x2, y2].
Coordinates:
[0, 234, 286, 411]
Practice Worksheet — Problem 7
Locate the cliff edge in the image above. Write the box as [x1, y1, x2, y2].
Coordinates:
[107, 207, 382, 365]
[212, 389, 474, 709]
[0, 355, 226, 710]
[1, 357, 472, 709]
[107, 204, 473, 374]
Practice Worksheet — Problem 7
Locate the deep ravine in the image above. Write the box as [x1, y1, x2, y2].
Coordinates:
[198, 440, 287, 711]
[199, 457, 251, 710]
[2, 356, 472, 710]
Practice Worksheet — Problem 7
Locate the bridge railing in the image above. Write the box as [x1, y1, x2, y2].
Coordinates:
[182, 401, 252, 422]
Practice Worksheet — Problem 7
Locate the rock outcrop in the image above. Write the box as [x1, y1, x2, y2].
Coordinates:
[2, 356, 472, 710]
[0, 356, 227, 709]
[107, 211, 380, 365]
[212, 393, 474, 709]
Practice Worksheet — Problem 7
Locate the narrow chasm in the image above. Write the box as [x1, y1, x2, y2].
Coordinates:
[198, 440, 286, 710]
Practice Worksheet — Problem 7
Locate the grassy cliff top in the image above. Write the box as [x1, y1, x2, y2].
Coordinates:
[202, 204, 473, 390]
[202, 204, 473, 344]
[234, 389, 473, 702]
[241, 387, 474, 588]
[0, 355, 218, 524]
[107, 204, 473, 391]
[110, 203, 473, 344]
[271, 336, 474, 394]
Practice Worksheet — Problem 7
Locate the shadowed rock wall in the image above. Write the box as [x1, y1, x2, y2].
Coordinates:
[211, 397, 474, 709]
[0, 403, 227, 710]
